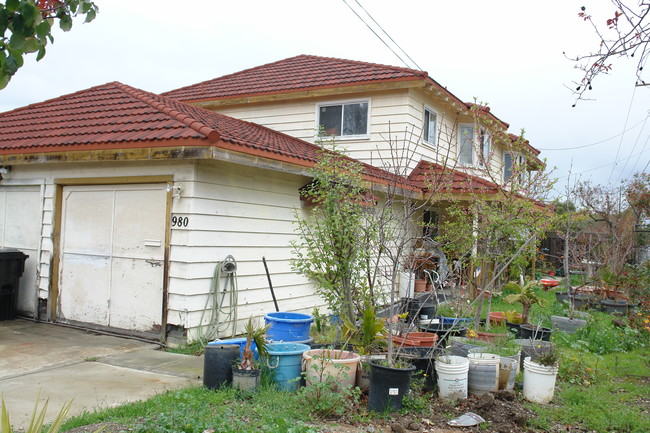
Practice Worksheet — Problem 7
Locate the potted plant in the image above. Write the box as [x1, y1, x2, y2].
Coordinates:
[231, 317, 270, 391]
[504, 279, 551, 340]
[504, 309, 524, 337]
[523, 345, 559, 404]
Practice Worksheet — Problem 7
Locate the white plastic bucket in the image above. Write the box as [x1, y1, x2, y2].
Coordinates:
[435, 355, 470, 399]
[467, 352, 500, 396]
[399, 271, 415, 298]
[523, 356, 558, 404]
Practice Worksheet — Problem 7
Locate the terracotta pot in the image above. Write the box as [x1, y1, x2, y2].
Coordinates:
[414, 279, 427, 292]
[488, 312, 506, 326]
[392, 331, 439, 347]
[476, 331, 509, 344]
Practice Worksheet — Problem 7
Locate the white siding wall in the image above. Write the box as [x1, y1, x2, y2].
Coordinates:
[0, 160, 323, 340]
[175, 161, 320, 340]
[214, 89, 508, 183]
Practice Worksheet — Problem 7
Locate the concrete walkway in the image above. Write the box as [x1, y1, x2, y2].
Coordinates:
[0, 319, 203, 431]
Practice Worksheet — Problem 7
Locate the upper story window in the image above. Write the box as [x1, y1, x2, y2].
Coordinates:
[459, 125, 491, 166]
[504, 152, 525, 183]
[318, 101, 369, 137]
[459, 125, 474, 165]
[478, 129, 491, 165]
[424, 108, 437, 145]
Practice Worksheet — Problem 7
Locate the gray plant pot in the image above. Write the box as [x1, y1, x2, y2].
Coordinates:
[551, 315, 586, 333]
[600, 299, 633, 316]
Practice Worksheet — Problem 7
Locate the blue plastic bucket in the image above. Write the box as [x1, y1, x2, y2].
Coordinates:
[207, 338, 258, 359]
[266, 342, 311, 391]
[437, 316, 472, 326]
[264, 312, 313, 342]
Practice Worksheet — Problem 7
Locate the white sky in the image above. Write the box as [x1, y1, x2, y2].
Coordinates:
[1, 0, 648, 198]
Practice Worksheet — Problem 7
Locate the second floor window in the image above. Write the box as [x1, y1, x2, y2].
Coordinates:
[424, 108, 437, 144]
[459, 125, 474, 165]
[318, 101, 369, 137]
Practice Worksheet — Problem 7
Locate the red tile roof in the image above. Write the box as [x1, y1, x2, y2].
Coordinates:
[408, 160, 501, 195]
[163, 55, 428, 102]
[0, 81, 400, 184]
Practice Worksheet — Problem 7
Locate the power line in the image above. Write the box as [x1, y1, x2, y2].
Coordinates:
[556, 143, 650, 180]
[341, 0, 420, 70]
[616, 111, 650, 181]
[537, 116, 648, 150]
[351, 0, 422, 71]
[608, 85, 637, 183]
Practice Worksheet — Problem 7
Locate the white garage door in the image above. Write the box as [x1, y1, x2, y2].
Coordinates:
[0, 185, 41, 316]
[58, 184, 167, 333]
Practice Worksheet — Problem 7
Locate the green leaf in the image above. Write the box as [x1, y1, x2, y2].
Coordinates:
[4, 55, 18, 76]
[0, 74, 9, 90]
[59, 15, 72, 32]
[35, 20, 51, 39]
[23, 36, 39, 53]
[8, 32, 26, 50]
[20, 2, 40, 27]
[84, 9, 96, 23]
[5, 0, 20, 13]
[0, 9, 9, 35]
[36, 45, 46, 61]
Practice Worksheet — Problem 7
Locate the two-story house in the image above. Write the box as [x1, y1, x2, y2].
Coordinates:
[0, 56, 544, 342]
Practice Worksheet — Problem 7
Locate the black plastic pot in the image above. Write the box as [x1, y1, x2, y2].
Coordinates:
[505, 321, 522, 338]
[397, 346, 443, 391]
[403, 296, 437, 322]
[418, 323, 468, 345]
[368, 361, 416, 412]
[203, 344, 241, 389]
[519, 324, 552, 341]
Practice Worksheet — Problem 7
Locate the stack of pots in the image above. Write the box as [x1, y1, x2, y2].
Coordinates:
[264, 312, 314, 391]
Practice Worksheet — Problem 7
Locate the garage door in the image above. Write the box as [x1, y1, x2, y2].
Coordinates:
[0, 185, 41, 316]
[58, 184, 167, 333]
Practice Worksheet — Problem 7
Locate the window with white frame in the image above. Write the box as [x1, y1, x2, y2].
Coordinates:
[504, 152, 513, 182]
[318, 101, 369, 137]
[504, 152, 525, 182]
[424, 108, 437, 145]
[459, 125, 474, 165]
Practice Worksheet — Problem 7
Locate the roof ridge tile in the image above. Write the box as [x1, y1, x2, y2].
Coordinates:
[113, 82, 220, 142]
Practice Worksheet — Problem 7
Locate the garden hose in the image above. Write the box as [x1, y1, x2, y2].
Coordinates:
[199, 255, 239, 340]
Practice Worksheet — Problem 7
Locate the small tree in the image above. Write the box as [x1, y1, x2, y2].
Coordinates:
[291, 139, 377, 324]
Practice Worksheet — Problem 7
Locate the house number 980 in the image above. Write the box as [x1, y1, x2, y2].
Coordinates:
[171, 216, 189, 227]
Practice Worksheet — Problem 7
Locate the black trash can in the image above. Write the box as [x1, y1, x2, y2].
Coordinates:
[0, 248, 29, 321]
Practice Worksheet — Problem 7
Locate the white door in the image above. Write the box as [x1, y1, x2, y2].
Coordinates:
[58, 184, 167, 333]
[0, 185, 41, 316]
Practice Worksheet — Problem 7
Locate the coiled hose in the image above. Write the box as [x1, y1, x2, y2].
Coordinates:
[199, 255, 238, 340]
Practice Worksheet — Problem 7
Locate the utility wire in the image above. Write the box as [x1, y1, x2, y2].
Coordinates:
[608, 85, 637, 183]
[615, 111, 650, 181]
[556, 143, 650, 180]
[537, 116, 648, 150]
[351, 0, 422, 71]
[341, 0, 420, 70]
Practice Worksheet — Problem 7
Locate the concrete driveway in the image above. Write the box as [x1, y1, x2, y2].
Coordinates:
[0, 319, 203, 431]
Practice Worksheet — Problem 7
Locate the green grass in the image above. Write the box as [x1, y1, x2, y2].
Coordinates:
[527, 347, 650, 433]
[60, 385, 318, 433]
[55, 280, 648, 433]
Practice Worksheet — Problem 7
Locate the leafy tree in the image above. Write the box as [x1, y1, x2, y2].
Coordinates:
[0, 0, 98, 90]
[291, 139, 377, 324]
[569, 1, 649, 104]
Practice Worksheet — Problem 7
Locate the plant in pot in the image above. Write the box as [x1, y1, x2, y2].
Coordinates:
[340, 304, 387, 392]
[523, 344, 559, 404]
[504, 309, 524, 337]
[231, 317, 270, 391]
[504, 279, 552, 341]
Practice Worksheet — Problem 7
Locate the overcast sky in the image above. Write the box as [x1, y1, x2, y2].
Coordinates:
[2, 0, 648, 198]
